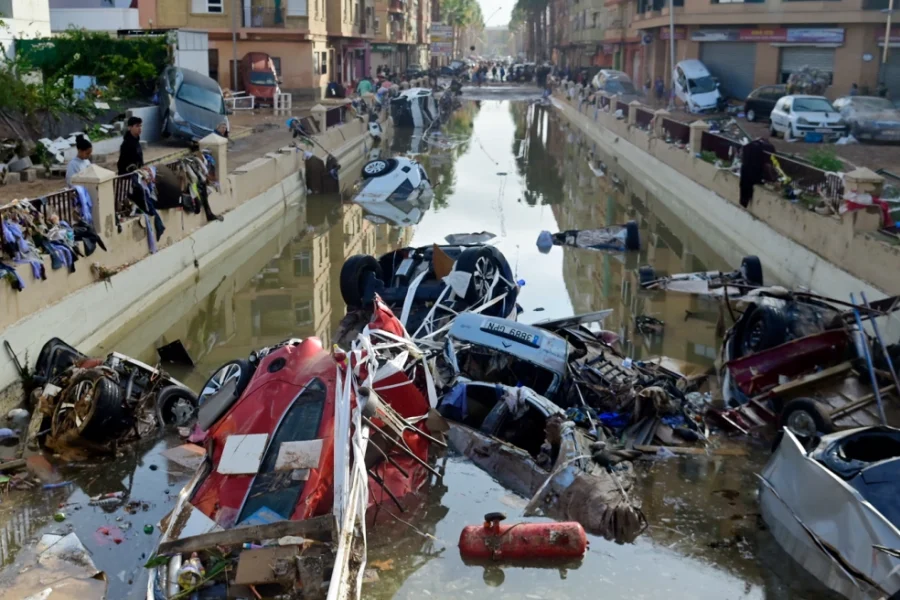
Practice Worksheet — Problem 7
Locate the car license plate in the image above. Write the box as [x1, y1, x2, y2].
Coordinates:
[815, 128, 833, 133]
[480, 320, 541, 348]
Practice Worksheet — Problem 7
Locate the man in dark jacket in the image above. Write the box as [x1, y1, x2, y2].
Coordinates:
[739, 136, 776, 208]
[117, 116, 144, 175]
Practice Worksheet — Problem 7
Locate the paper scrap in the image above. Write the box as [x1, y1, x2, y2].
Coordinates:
[274, 440, 323, 471]
[217, 433, 268, 475]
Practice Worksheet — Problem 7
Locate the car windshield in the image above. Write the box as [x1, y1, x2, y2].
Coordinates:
[606, 79, 637, 95]
[852, 97, 894, 111]
[793, 98, 835, 113]
[688, 76, 717, 94]
[249, 71, 276, 85]
[388, 179, 415, 203]
[176, 81, 225, 114]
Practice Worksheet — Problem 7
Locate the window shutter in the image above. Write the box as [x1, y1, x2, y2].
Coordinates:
[191, 0, 206, 12]
[287, 0, 308, 15]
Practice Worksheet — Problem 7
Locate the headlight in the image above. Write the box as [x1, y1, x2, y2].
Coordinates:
[797, 117, 809, 125]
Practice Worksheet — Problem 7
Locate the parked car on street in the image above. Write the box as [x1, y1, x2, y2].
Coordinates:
[769, 95, 847, 142]
[743, 84, 787, 122]
[159, 66, 230, 141]
[590, 69, 643, 103]
[832, 95, 900, 142]
[239, 52, 280, 105]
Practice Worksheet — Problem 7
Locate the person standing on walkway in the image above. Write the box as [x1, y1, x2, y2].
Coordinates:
[654, 76, 665, 107]
[850, 83, 859, 97]
[500, 66, 506, 82]
[356, 76, 373, 96]
[117, 116, 143, 175]
[492, 65, 498, 81]
[66, 135, 92, 187]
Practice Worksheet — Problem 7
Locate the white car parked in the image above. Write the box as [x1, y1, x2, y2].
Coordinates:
[769, 95, 847, 142]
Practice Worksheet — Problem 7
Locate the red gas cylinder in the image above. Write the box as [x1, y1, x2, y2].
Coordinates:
[458, 512, 588, 561]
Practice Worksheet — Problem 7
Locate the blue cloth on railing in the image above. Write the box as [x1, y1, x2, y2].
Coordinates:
[73, 186, 93, 226]
[0, 262, 24, 291]
[2, 221, 30, 257]
[143, 214, 157, 254]
[17, 259, 44, 281]
[44, 240, 75, 272]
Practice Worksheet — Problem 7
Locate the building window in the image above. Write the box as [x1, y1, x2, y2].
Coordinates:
[207, 0, 223, 13]
[592, 12, 598, 27]
[192, 0, 223, 12]
[321, 51, 328, 75]
[293, 250, 312, 276]
[295, 301, 313, 325]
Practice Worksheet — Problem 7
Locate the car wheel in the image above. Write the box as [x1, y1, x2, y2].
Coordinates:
[340, 254, 384, 308]
[455, 246, 503, 304]
[738, 305, 789, 357]
[52, 375, 124, 443]
[780, 398, 834, 437]
[196, 359, 253, 431]
[769, 123, 779, 138]
[361, 158, 398, 179]
[624, 221, 641, 251]
[156, 386, 199, 428]
[740, 255, 763, 287]
[746, 109, 756, 122]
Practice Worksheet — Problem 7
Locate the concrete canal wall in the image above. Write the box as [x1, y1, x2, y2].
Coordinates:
[552, 95, 898, 303]
[0, 111, 382, 406]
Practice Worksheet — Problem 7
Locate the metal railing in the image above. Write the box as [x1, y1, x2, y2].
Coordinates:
[662, 118, 690, 144]
[700, 131, 741, 162]
[113, 157, 184, 220]
[766, 151, 845, 203]
[635, 107, 654, 130]
[248, 6, 287, 27]
[616, 100, 630, 115]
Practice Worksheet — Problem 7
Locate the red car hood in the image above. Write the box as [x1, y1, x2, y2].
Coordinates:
[191, 298, 432, 529]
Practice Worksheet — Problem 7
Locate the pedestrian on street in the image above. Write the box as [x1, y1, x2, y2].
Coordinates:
[500, 66, 506, 82]
[492, 65, 498, 81]
[654, 76, 665, 106]
[850, 83, 859, 96]
[356, 76, 373, 96]
[66, 135, 92, 187]
[117, 116, 143, 176]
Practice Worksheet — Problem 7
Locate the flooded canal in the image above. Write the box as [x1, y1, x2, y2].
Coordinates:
[0, 93, 822, 599]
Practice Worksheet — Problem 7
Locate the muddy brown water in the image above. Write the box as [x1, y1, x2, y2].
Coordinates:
[0, 93, 830, 599]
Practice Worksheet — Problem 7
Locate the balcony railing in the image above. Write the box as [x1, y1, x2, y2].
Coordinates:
[864, 0, 891, 9]
[248, 6, 287, 27]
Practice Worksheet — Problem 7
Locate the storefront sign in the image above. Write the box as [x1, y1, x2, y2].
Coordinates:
[692, 27, 844, 44]
[430, 23, 453, 43]
[876, 28, 900, 43]
[658, 26, 686, 40]
[371, 44, 394, 52]
[431, 42, 452, 56]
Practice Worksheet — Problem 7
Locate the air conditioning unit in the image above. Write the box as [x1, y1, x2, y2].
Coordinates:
[374, 16, 381, 31]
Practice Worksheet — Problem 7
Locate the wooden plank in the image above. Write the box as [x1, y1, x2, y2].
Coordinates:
[0, 459, 25, 473]
[765, 362, 853, 398]
[157, 514, 335, 555]
[830, 385, 895, 420]
[634, 445, 748, 457]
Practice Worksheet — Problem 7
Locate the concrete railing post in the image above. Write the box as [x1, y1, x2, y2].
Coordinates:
[199, 133, 229, 183]
[654, 109, 670, 138]
[843, 167, 886, 232]
[628, 100, 641, 125]
[71, 164, 116, 238]
[689, 120, 710, 153]
[610, 94, 619, 114]
[310, 104, 328, 132]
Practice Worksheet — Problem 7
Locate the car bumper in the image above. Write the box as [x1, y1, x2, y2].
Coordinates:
[794, 125, 846, 141]
[855, 127, 900, 142]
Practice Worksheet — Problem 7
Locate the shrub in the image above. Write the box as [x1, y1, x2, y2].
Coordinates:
[806, 149, 843, 173]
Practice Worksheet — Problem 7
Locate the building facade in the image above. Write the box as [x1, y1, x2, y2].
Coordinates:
[0, 0, 52, 57]
[49, 0, 139, 33]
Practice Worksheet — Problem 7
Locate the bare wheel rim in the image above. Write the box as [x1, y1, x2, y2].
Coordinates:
[53, 379, 96, 436]
[786, 411, 817, 437]
[166, 396, 196, 426]
[472, 256, 497, 299]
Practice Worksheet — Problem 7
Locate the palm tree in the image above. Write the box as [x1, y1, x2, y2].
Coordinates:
[511, 0, 549, 61]
[442, 0, 483, 56]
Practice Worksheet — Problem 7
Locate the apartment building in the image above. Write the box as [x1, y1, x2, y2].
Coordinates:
[140, 0, 382, 100]
[555, 0, 645, 79]
[49, 0, 139, 33]
[370, 0, 429, 73]
[0, 0, 51, 57]
[631, 0, 899, 99]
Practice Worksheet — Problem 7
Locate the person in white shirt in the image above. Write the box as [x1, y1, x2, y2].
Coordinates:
[65, 135, 92, 187]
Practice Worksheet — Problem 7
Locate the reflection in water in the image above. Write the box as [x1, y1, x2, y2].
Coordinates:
[0, 99, 816, 599]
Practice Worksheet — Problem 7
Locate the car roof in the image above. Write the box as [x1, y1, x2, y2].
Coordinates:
[171, 66, 221, 92]
[676, 59, 709, 75]
[783, 94, 829, 100]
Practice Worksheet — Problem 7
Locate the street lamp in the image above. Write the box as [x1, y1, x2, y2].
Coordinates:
[881, 5, 895, 87]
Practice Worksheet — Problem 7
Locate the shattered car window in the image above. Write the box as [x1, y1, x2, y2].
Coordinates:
[793, 98, 836, 113]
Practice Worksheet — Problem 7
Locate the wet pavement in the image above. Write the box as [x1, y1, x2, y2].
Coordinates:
[0, 87, 826, 599]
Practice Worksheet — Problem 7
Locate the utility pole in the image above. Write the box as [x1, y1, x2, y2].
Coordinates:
[232, 0, 239, 91]
[667, 0, 675, 110]
[882, 0, 896, 86]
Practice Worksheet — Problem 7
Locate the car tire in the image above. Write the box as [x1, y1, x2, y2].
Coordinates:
[746, 109, 756, 122]
[780, 397, 834, 437]
[638, 265, 656, 286]
[455, 246, 504, 304]
[52, 375, 124, 443]
[361, 158, 398, 179]
[156, 385, 199, 428]
[740, 255, 764, 287]
[769, 123, 779, 138]
[738, 305, 789, 357]
[623, 221, 641, 251]
[196, 359, 253, 431]
[340, 254, 384, 307]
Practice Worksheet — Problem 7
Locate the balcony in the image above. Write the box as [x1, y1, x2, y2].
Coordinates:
[864, 0, 890, 8]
